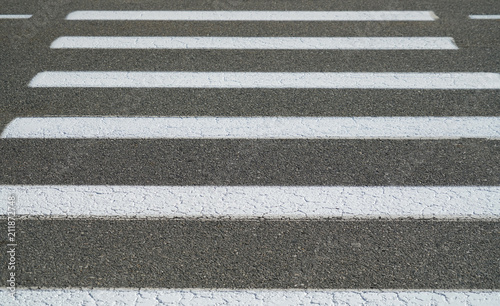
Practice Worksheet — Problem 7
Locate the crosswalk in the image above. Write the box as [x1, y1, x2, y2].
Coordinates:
[50, 36, 459, 50]
[28, 72, 500, 88]
[5, 289, 500, 305]
[64, 10, 440, 21]
[1, 2, 499, 305]
[3, 117, 500, 139]
[2, 185, 500, 218]
[0, 15, 32, 19]
[469, 15, 500, 20]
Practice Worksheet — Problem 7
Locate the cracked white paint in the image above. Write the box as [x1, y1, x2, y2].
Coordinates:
[28, 72, 500, 89]
[0, 14, 32, 19]
[50, 37, 458, 50]
[469, 15, 500, 19]
[1, 186, 499, 219]
[0, 289, 499, 305]
[2, 117, 500, 139]
[65, 11, 439, 21]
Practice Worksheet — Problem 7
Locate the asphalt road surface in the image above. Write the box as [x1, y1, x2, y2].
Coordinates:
[0, 0, 499, 304]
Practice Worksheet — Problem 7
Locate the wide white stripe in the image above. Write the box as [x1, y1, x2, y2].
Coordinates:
[50, 36, 458, 50]
[28, 72, 500, 89]
[0, 14, 32, 19]
[469, 15, 500, 19]
[1, 186, 499, 218]
[1, 289, 499, 305]
[65, 11, 438, 21]
[2, 117, 500, 139]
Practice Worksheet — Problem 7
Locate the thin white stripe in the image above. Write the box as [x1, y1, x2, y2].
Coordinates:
[469, 15, 500, 19]
[2, 117, 499, 139]
[28, 72, 500, 89]
[50, 36, 458, 50]
[1, 186, 499, 219]
[65, 11, 438, 21]
[1, 289, 499, 305]
[0, 14, 32, 19]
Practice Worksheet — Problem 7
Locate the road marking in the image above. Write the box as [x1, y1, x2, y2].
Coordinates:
[469, 15, 500, 19]
[50, 36, 458, 50]
[1, 186, 499, 219]
[0, 14, 32, 19]
[65, 11, 439, 21]
[28, 72, 500, 89]
[3, 117, 500, 139]
[1, 289, 499, 305]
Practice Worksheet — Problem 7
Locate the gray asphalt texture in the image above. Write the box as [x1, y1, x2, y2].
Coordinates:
[1, 0, 499, 290]
[1, 139, 499, 186]
[1, 219, 498, 289]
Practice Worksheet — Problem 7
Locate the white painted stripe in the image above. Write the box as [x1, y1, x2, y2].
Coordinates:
[65, 11, 439, 21]
[469, 15, 500, 19]
[1, 186, 499, 219]
[28, 72, 500, 89]
[50, 36, 458, 50]
[0, 14, 32, 19]
[2, 117, 500, 139]
[1, 289, 499, 305]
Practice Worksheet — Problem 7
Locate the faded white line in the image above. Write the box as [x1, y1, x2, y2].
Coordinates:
[65, 11, 439, 21]
[2, 117, 500, 139]
[469, 15, 500, 19]
[28, 72, 500, 89]
[1, 186, 499, 219]
[1, 289, 499, 305]
[0, 14, 32, 19]
[50, 36, 458, 50]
